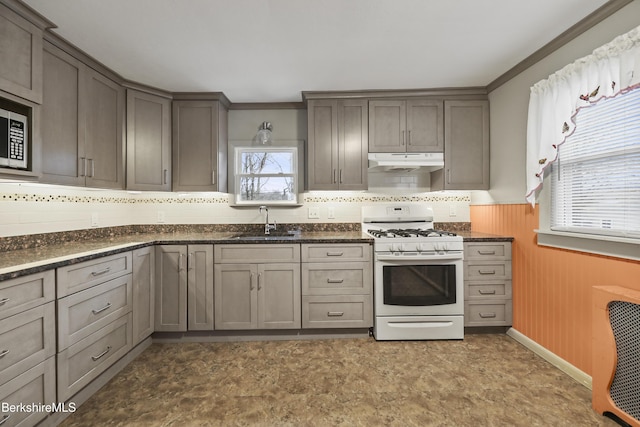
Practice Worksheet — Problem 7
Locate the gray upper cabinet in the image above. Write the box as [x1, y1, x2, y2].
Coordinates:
[126, 89, 171, 191]
[307, 99, 368, 191]
[0, 2, 48, 103]
[368, 99, 443, 153]
[172, 100, 228, 192]
[40, 41, 125, 189]
[432, 100, 489, 190]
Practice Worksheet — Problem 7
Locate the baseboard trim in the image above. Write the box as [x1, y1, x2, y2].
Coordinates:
[507, 327, 592, 390]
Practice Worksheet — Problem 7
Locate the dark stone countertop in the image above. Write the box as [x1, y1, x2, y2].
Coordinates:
[457, 231, 514, 242]
[0, 231, 373, 280]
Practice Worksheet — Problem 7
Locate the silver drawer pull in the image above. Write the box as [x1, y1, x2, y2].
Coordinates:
[0, 415, 11, 425]
[327, 312, 344, 317]
[91, 302, 112, 315]
[327, 278, 344, 284]
[479, 312, 497, 318]
[0, 349, 9, 358]
[478, 290, 496, 295]
[0, 297, 9, 305]
[479, 270, 496, 275]
[478, 250, 496, 255]
[91, 267, 111, 277]
[91, 346, 112, 361]
[326, 252, 344, 257]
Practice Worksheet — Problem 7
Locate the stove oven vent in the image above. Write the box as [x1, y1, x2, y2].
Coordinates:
[593, 286, 640, 427]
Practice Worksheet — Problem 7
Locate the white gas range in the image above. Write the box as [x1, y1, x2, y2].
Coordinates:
[362, 204, 464, 340]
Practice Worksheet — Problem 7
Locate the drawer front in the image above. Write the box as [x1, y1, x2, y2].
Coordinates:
[215, 244, 300, 263]
[0, 302, 55, 386]
[0, 357, 56, 427]
[465, 280, 512, 300]
[302, 244, 371, 263]
[302, 262, 372, 295]
[464, 242, 511, 260]
[465, 300, 513, 327]
[302, 295, 372, 329]
[0, 270, 55, 321]
[58, 274, 132, 351]
[464, 261, 511, 280]
[57, 251, 133, 297]
[57, 313, 132, 402]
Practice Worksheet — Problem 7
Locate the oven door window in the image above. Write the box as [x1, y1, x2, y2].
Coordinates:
[383, 264, 456, 306]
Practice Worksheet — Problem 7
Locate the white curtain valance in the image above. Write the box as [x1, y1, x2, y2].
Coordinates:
[525, 25, 640, 206]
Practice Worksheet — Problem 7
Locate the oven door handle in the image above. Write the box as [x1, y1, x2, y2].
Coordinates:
[376, 253, 463, 262]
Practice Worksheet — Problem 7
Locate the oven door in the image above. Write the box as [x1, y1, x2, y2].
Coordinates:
[374, 254, 463, 316]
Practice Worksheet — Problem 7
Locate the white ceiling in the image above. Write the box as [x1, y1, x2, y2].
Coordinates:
[23, 0, 610, 103]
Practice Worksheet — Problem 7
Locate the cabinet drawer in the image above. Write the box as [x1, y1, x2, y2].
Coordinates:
[302, 262, 371, 295]
[57, 313, 132, 402]
[464, 242, 511, 260]
[57, 274, 132, 351]
[0, 357, 56, 427]
[464, 300, 512, 327]
[57, 251, 133, 297]
[0, 270, 55, 321]
[0, 302, 55, 386]
[464, 261, 511, 280]
[215, 244, 300, 263]
[302, 295, 372, 329]
[302, 244, 371, 262]
[465, 280, 512, 300]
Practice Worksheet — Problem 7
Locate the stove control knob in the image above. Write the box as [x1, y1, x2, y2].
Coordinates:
[393, 243, 404, 252]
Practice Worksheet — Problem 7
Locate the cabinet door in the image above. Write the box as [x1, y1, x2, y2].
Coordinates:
[187, 245, 214, 331]
[132, 246, 154, 345]
[84, 68, 125, 189]
[338, 100, 368, 190]
[258, 263, 301, 329]
[126, 90, 171, 191]
[368, 100, 406, 152]
[0, 4, 43, 103]
[40, 42, 86, 186]
[214, 264, 257, 330]
[172, 100, 227, 192]
[406, 99, 443, 152]
[441, 100, 489, 190]
[307, 100, 338, 190]
[154, 245, 187, 332]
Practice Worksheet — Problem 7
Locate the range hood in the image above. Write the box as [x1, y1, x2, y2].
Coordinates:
[368, 152, 444, 172]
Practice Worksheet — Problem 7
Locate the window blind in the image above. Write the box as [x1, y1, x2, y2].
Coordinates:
[550, 87, 640, 239]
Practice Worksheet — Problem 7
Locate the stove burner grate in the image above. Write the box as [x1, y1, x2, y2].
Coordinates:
[368, 228, 458, 238]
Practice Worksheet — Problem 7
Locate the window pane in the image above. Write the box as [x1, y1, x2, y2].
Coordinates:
[238, 176, 296, 202]
[241, 151, 294, 174]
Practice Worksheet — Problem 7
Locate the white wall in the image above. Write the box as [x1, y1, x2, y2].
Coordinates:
[472, 1, 640, 205]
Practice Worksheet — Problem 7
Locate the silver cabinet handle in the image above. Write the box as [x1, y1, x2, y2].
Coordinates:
[91, 346, 112, 361]
[212, 170, 216, 185]
[0, 350, 9, 358]
[257, 273, 262, 290]
[178, 253, 184, 272]
[328, 312, 344, 317]
[0, 415, 11, 425]
[326, 252, 344, 257]
[478, 290, 496, 295]
[327, 278, 344, 284]
[479, 270, 496, 275]
[339, 169, 343, 184]
[333, 169, 337, 184]
[407, 130, 411, 145]
[250, 273, 254, 290]
[447, 169, 451, 184]
[163, 169, 168, 185]
[478, 250, 496, 255]
[91, 302, 112, 315]
[91, 267, 111, 277]
[80, 157, 87, 177]
[479, 312, 497, 319]
[188, 252, 194, 271]
[0, 297, 10, 305]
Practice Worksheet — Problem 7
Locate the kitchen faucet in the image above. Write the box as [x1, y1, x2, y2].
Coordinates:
[259, 205, 276, 235]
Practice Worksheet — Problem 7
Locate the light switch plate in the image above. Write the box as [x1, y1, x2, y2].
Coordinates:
[449, 205, 457, 217]
[308, 207, 320, 219]
[157, 211, 166, 223]
[91, 212, 99, 227]
[328, 207, 335, 219]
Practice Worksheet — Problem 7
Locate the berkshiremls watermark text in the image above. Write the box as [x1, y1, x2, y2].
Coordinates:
[2, 401, 76, 414]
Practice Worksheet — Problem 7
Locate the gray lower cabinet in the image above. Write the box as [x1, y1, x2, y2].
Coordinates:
[432, 100, 489, 190]
[126, 89, 172, 191]
[214, 244, 301, 330]
[132, 247, 155, 345]
[463, 241, 512, 327]
[154, 245, 213, 332]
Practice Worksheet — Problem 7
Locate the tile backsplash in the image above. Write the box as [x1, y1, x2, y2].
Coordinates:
[0, 182, 470, 237]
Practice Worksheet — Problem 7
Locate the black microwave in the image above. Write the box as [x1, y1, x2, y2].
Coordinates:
[0, 107, 28, 169]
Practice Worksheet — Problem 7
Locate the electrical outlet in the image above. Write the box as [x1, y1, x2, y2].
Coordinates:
[449, 205, 457, 217]
[91, 212, 99, 227]
[308, 207, 320, 219]
[157, 211, 166, 223]
[328, 207, 335, 219]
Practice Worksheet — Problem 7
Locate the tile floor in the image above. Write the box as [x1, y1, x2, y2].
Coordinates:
[59, 334, 619, 426]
